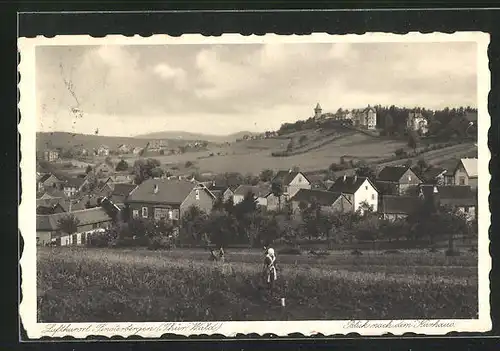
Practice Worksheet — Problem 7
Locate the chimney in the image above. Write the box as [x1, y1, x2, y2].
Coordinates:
[354, 175, 358, 183]
[343, 174, 346, 182]
[153, 184, 159, 194]
[212, 180, 216, 187]
[288, 169, 292, 173]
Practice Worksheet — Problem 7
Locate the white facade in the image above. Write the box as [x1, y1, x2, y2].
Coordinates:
[284, 173, 312, 199]
[352, 178, 379, 212]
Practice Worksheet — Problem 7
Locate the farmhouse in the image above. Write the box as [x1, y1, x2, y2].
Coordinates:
[453, 158, 478, 189]
[418, 184, 477, 221]
[36, 206, 114, 246]
[375, 165, 423, 196]
[206, 181, 234, 202]
[62, 177, 87, 197]
[271, 170, 311, 199]
[36, 197, 66, 215]
[117, 144, 131, 154]
[126, 178, 214, 223]
[232, 185, 271, 207]
[328, 175, 379, 213]
[289, 189, 352, 215]
[110, 183, 138, 205]
[420, 166, 448, 186]
[379, 195, 421, 221]
[406, 112, 429, 135]
[37, 173, 64, 192]
[96, 145, 110, 156]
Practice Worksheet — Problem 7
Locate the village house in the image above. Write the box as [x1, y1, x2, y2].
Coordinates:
[36, 197, 66, 215]
[37, 173, 64, 192]
[132, 147, 143, 155]
[36, 206, 115, 246]
[232, 184, 271, 207]
[420, 166, 448, 186]
[289, 189, 352, 215]
[206, 181, 234, 202]
[453, 158, 478, 189]
[40, 149, 59, 162]
[271, 170, 312, 199]
[96, 145, 110, 156]
[92, 162, 115, 179]
[110, 183, 138, 206]
[125, 178, 215, 223]
[62, 177, 87, 197]
[379, 195, 421, 221]
[406, 111, 429, 135]
[418, 184, 477, 221]
[328, 175, 379, 213]
[375, 165, 423, 196]
[117, 144, 131, 154]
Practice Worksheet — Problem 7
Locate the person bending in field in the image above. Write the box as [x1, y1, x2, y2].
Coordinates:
[263, 248, 277, 293]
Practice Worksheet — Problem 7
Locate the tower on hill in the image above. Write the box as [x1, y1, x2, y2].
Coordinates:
[314, 103, 322, 119]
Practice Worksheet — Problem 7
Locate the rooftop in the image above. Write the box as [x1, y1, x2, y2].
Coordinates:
[380, 196, 421, 215]
[127, 178, 209, 204]
[36, 207, 113, 232]
[290, 189, 347, 206]
[328, 175, 373, 194]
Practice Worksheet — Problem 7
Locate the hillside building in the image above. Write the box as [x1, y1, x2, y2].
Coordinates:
[406, 112, 429, 135]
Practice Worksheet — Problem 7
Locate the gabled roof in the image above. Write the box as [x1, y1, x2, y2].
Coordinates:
[36, 197, 64, 208]
[36, 207, 113, 232]
[272, 171, 309, 186]
[380, 196, 421, 215]
[112, 183, 137, 197]
[418, 185, 476, 206]
[290, 189, 349, 207]
[420, 166, 447, 182]
[64, 177, 86, 188]
[377, 166, 415, 182]
[315, 103, 322, 110]
[233, 184, 271, 198]
[458, 158, 478, 178]
[328, 175, 376, 194]
[127, 178, 205, 204]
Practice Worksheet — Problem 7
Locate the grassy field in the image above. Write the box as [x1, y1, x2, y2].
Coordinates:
[37, 247, 478, 323]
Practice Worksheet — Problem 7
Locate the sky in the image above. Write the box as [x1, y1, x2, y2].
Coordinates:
[36, 41, 478, 137]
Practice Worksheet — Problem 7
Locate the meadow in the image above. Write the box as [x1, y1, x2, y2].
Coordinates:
[37, 247, 478, 323]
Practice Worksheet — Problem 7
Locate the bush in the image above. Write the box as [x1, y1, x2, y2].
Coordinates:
[147, 236, 174, 250]
[384, 249, 402, 255]
[277, 247, 302, 255]
[445, 249, 461, 257]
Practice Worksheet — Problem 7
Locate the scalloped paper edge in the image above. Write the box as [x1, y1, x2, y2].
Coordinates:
[18, 32, 492, 339]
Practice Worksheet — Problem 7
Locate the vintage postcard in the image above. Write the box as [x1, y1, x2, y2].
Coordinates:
[18, 32, 491, 339]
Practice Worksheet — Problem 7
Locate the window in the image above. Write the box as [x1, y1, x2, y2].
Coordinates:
[132, 209, 139, 218]
[142, 206, 148, 218]
[459, 176, 466, 185]
[408, 175, 412, 181]
[365, 186, 368, 190]
[298, 176, 302, 183]
[371, 194, 375, 200]
[195, 189, 200, 200]
[464, 207, 469, 213]
[154, 208, 168, 221]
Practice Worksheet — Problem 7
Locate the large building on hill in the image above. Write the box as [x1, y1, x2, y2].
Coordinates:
[313, 103, 377, 130]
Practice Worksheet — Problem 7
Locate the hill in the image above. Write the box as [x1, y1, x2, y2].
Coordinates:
[134, 130, 257, 143]
[36, 132, 192, 152]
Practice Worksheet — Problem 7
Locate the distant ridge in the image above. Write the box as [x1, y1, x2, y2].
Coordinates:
[36, 131, 198, 151]
[134, 130, 258, 143]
